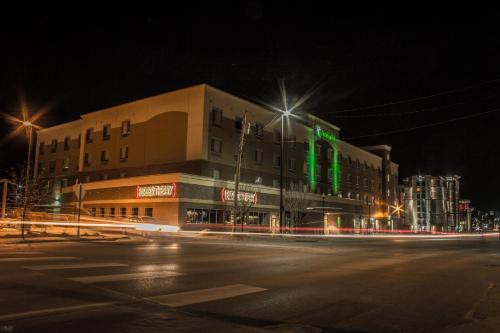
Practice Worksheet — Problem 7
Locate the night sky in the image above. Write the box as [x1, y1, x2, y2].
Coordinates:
[1, 5, 500, 209]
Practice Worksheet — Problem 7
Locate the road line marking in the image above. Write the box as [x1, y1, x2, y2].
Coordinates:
[23, 263, 129, 270]
[0, 252, 44, 255]
[69, 271, 182, 283]
[465, 282, 495, 320]
[0, 302, 114, 322]
[0, 256, 79, 262]
[147, 284, 267, 307]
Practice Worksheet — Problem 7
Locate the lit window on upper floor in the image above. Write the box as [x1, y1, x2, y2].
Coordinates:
[62, 157, 70, 171]
[210, 138, 222, 154]
[101, 150, 109, 164]
[120, 146, 129, 162]
[121, 120, 131, 136]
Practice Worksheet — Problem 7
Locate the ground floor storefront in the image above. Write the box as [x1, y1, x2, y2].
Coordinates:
[61, 172, 392, 234]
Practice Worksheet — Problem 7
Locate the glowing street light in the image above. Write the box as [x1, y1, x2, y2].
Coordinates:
[1, 94, 48, 238]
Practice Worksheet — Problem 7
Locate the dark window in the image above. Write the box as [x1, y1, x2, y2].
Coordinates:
[255, 123, 264, 138]
[49, 160, 56, 173]
[39, 143, 45, 155]
[211, 138, 222, 153]
[132, 207, 139, 216]
[103, 124, 111, 140]
[84, 153, 91, 166]
[101, 150, 109, 163]
[51, 139, 58, 153]
[120, 207, 126, 217]
[235, 117, 243, 131]
[64, 136, 70, 150]
[90, 207, 96, 216]
[86, 128, 93, 143]
[145, 208, 153, 217]
[211, 108, 222, 126]
[109, 208, 115, 217]
[99, 208, 105, 217]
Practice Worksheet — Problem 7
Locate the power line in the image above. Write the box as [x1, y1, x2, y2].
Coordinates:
[321, 77, 500, 115]
[344, 107, 500, 140]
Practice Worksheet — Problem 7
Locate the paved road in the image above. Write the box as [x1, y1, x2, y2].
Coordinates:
[1, 235, 500, 332]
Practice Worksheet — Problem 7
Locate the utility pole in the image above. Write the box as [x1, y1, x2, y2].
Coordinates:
[1, 179, 8, 219]
[280, 114, 285, 234]
[77, 183, 82, 238]
[233, 112, 248, 233]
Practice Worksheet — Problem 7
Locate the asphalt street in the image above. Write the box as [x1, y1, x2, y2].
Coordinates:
[1, 234, 500, 332]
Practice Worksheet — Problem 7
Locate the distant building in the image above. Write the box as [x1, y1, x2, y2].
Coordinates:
[402, 175, 461, 232]
[457, 199, 472, 232]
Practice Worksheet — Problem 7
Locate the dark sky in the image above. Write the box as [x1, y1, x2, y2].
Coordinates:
[1, 4, 500, 209]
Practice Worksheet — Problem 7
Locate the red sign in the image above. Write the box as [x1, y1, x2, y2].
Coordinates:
[220, 188, 258, 204]
[137, 183, 176, 198]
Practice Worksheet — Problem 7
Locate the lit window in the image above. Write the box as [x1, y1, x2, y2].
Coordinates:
[120, 146, 129, 161]
[288, 159, 296, 171]
[63, 157, 70, 170]
[121, 120, 131, 136]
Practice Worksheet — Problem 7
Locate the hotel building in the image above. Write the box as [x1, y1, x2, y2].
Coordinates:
[35, 84, 400, 232]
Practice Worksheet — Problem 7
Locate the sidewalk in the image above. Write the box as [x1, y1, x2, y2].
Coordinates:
[0, 226, 134, 244]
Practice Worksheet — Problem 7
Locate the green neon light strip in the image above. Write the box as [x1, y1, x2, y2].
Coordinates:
[308, 135, 316, 191]
[332, 148, 339, 194]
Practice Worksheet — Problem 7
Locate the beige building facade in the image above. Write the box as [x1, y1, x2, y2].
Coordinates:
[35, 84, 400, 232]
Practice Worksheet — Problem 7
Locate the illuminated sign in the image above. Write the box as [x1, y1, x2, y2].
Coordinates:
[137, 183, 176, 198]
[315, 125, 336, 142]
[220, 188, 258, 204]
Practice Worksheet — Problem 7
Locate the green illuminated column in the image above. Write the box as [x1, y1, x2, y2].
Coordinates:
[332, 146, 339, 195]
[308, 132, 316, 192]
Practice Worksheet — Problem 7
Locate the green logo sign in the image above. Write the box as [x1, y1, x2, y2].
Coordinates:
[315, 125, 336, 142]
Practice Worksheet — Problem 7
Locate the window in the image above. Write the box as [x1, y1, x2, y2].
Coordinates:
[99, 208, 105, 217]
[109, 208, 115, 217]
[51, 139, 58, 153]
[327, 167, 332, 180]
[101, 150, 109, 164]
[86, 128, 93, 143]
[387, 174, 390, 182]
[315, 144, 321, 158]
[60, 178, 68, 188]
[273, 154, 281, 167]
[288, 159, 296, 171]
[255, 123, 264, 138]
[49, 160, 56, 173]
[356, 176, 359, 186]
[304, 141, 309, 151]
[62, 157, 70, 170]
[316, 164, 322, 180]
[120, 146, 128, 161]
[84, 153, 91, 166]
[145, 208, 153, 217]
[235, 116, 243, 131]
[211, 108, 222, 126]
[348, 174, 353, 184]
[327, 148, 332, 161]
[255, 149, 263, 163]
[120, 207, 126, 218]
[121, 120, 131, 136]
[289, 135, 296, 148]
[132, 207, 139, 216]
[303, 161, 308, 176]
[37, 162, 44, 174]
[274, 131, 281, 144]
[39, 142, 45, 155]
[364, 178, 368, 189]
[273, 179, 280, 188]
[90, 207, 96, 216]
[356, 160, 360, 168]
[103, 124, 111, 140]
[213, 169, 220, 179]
[210, 138, 222, 153]
[64, 137, 70, 150]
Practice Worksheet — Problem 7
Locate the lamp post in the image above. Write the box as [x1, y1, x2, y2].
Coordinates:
[322, 193, 326, 235]
[21, 121, 34, 239]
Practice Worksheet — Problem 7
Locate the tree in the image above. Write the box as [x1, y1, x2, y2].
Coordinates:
[6, 162, 50, 239]
[237, 183, 259, 231]
[284, 184, 311, 232]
